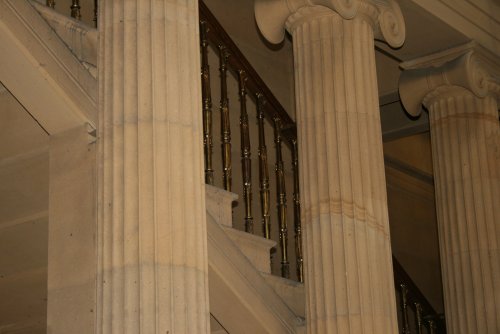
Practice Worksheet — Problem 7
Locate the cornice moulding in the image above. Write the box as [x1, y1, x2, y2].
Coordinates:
[401, 41, 500, 75]
[408, 0, 500, 56]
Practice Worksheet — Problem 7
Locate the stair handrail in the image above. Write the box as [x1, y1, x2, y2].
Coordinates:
[199, 1, 296, 143]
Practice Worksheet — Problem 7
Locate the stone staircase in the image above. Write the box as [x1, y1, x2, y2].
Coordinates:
[206, 185, 305, 333]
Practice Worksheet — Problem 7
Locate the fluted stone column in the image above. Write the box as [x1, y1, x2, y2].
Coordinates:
[98, 1, 210, 333]
[255, 1, 405, 333]
[400, 44, 500, 334]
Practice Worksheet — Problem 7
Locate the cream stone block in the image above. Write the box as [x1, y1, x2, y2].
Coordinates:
[206, 184, 238, 228]
[97, 0, 210, 332]
[261, 273, 306, 318]
[206, 185, 275, 274]
[222, 226, 276, 274]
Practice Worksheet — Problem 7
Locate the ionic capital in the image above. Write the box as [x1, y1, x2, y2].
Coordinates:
[254, 0, 405, 47]
[399, 42, 500, 117]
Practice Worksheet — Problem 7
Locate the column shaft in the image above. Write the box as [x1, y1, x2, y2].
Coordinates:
[291, 10, 398, 334]
[98, 1, 210, 333]
[428, 93, 500, 334]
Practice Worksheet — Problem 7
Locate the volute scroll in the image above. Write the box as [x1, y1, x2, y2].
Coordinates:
[399, 49, 500, 117]
[254, 0, 404, 47]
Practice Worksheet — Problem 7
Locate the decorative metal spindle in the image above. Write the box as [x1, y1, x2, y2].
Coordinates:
[46, 0, 55, 8]
[427, 319, 437, 334]
[93, 0, 98, 28]
[291, 138, 303, 282]
[238, 70, 253, 233]
[400, 284, 411, 334]
[274, 116, 289, 278]
[200, 21, 214, 185]
[70, 0, 81, 20]
[415, 303, 423, 334]
[256, 94, 271, 239]
[219, 45, 232, 191]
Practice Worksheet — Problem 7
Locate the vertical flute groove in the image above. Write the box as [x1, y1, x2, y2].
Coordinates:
[238, 70, 254, 233]
[257, 94, 271, 239]
[291, 138, 303, 282]
[200, 20, 214, 185]
[219, 45, 232, 191]
[274, 116, 289, 278]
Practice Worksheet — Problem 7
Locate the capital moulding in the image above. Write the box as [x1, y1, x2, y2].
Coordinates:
[254, 0, 405, 47]
[399, 41, 500, 117]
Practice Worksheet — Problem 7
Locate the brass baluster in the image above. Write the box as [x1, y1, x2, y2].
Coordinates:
[291, 138, 303, 282]
[70, 0, 81, 20]
[46, 0, 55, 8]
[427, 319, 437, 334]
[256, 94, 271, 239]
[400, 284, 411, 334]
[200, 20, 214, 185]
[93, 0, 98, 28]
[415, 303, 423, 334]
[219, 45, 232, 191]
[274, 116, 289, 278]
[238, 70, 253, 233]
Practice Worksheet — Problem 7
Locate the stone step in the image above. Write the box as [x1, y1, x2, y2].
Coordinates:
[206, 185, 305, 332]
[261, 273, 305, 320]
[206, 185, 276, 274]
[222, 226, 276, 274]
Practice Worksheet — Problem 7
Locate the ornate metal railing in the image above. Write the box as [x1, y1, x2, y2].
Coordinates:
[394, 256, 446, 333]
[198, 1, 302, 282]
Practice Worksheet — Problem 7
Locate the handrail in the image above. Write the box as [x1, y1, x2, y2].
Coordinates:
[393, 256, 446, 332]
[199, 1, 296, 142]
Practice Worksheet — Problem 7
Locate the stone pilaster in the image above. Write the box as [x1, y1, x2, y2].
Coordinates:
[255, 1, 405, 333]
[97, 1, 210, 333]
[400, 44, 500, 334]
[47, 125, 97, 334]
